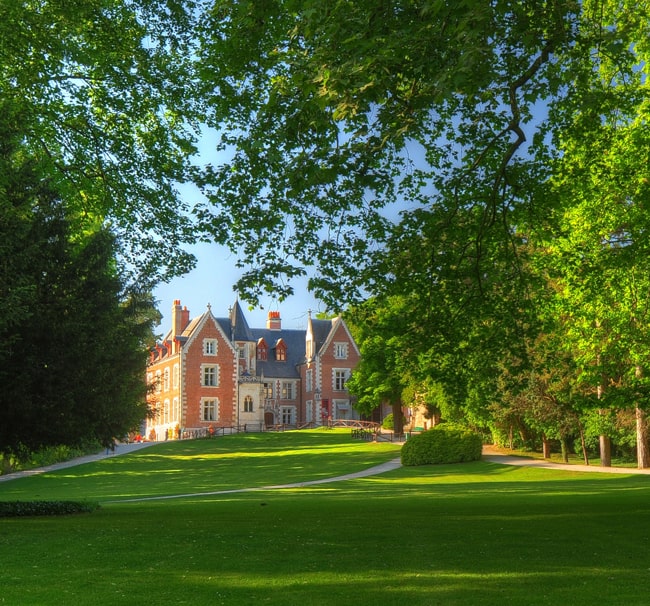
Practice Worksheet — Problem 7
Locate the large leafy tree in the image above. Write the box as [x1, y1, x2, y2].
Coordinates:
[191, 1, 647, 306]
[0, 0, 202, 284]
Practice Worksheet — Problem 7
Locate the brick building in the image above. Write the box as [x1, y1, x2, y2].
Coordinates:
[145, 300, 361, 440]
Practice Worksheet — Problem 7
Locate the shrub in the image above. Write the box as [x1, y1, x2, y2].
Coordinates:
[382, 413, 406, 430]
[401, 425, 483, 466]
[0, 501, 100, 518]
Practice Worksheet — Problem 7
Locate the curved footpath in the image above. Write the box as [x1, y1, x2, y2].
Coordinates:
[482, 444, 650, 475]
[0, 441, 157, 484]
[2, 442, 650, 496]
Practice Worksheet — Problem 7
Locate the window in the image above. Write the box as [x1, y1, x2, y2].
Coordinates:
[282, 382, 295, 400]
[257, 339, 268, 361]
[202, 398, 218, 422]
[306, 369, 313, 392]
[172, 364, 179, 389]
[263, 382, 274, 399]
[155, 370, 162, 393]
[163, 368, 170, 392]
[172, 397, 180, 422]
[281, 407, 294, 425]
[204, 339, 217, 355]
[334, 369, 349, 391]
[334, 342, 348, 359]
[163, 399, 170, 424]
[275, 340, 286, 361]
[243, 395, 254, 412]
[238, 345, 245, 359]
[202, 365, 219, 387]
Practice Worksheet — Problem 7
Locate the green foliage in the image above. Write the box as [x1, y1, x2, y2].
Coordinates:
[0, 3, 202, 285]
[401, 425, 483, 466]
[0, 500, 99, 518]
[381, 413, 406, 431]
[0, 122, 159, 457]
[22, 441, 102, 471]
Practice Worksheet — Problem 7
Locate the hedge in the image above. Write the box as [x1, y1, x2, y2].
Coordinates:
[0, 500, 100, 518]
[401, 425, 483, 466]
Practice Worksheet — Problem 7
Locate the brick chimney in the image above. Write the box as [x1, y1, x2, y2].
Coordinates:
[171, 300, 190, 353]
[171, 300, 183, 340]
[266, 310, 281, 330]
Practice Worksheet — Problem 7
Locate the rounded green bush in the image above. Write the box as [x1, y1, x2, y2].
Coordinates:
[401, 425, 483, 466]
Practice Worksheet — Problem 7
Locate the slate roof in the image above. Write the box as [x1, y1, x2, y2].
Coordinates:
[251, 327, 305, 379]
[310, 318, 335, 353]
[229, 300, 255, 342]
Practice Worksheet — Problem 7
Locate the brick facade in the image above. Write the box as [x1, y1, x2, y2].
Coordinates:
[145, 301, 361, 440]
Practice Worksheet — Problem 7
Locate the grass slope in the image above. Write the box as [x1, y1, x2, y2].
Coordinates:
[1, 430, 649, 605]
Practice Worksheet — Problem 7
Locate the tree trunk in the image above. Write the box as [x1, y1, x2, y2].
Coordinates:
[392, 401, 404, 435]
[599, 434, 611, 467]
[560, 438, 569, 463]
[636, 406, 650, 469]
[542, 435, 551, 459]
[578, 422, 589, 465]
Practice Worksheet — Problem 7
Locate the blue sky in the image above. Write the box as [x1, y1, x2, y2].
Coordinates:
[152, 240, 323, 333]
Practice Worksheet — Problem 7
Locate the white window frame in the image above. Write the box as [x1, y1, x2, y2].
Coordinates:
[204, 339, 218, 356]
[173, 364, 179, 389]
[282, 381, 295, 400]
[333, 369, 349, 391]
[202, 364, 219, 387]
[334, 342, 348, 359]
[263, 382, 274, 399]
[201, 398, 219, 422]
[163, 368, 170, 392]
[281, 406, 295, 425]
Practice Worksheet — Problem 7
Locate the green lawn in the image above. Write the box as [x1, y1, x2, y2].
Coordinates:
[1, 430, 650, 605]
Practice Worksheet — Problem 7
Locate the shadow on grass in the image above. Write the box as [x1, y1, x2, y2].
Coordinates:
[2, 441, 650, 605]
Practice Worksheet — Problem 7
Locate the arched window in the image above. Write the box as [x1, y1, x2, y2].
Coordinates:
[244, 395, 254, 412]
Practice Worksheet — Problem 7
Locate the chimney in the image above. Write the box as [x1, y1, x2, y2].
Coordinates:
[267, 310, 281, 330]
[171, 300, 190, 353]
[171, 300, 183, 340]
[181, 306, 190, 331]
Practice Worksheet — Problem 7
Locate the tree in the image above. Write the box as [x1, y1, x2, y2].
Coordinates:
[0, 125, 159, 460]
[0, 1, 202, 285]
[346, 296, 420, 434]
[191, 2, 647, 307]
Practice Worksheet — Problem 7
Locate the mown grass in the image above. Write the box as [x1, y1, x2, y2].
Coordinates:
[1, 430, 650, 605]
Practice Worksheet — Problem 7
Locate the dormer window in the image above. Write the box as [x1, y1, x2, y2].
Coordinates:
[257, 338, 268, 361]
[275, 339, 287, 362]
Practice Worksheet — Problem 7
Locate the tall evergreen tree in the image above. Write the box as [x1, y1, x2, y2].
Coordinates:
[0, 124, 159, 460]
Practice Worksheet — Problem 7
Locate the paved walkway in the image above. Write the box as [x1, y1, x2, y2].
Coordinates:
[482, 445, 650, 475]
[3, 441, 649, 499]
[110, 458, 404, 503]
[0, 442, 157, 483]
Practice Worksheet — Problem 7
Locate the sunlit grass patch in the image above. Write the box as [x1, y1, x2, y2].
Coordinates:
[2, 431, 650, 605]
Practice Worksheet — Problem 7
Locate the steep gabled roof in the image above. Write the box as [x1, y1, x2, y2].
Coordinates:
[230, 300, 255, 342]
[311, 318, 335, 354]
[181, 307, 236, 355]
[251, 327, 305, 379]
